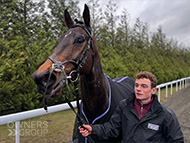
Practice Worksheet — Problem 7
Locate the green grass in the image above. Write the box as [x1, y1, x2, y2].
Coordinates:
[0, 85, 184, 143]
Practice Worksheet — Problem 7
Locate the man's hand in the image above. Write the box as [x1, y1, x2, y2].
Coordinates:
[78, 124, 92, 137]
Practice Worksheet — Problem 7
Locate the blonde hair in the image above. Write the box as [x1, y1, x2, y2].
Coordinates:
[136, 71, 157, 88]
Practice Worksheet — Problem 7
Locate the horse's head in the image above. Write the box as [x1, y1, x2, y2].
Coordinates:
[32, 4, 95, 97]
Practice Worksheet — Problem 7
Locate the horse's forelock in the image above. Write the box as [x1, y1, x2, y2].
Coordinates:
[74, 19, 84, 24]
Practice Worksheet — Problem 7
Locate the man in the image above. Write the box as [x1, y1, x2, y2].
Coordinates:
[79, 71, 184, 143]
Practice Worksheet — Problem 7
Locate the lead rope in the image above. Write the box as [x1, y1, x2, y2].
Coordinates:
[71, 81, 95, 143]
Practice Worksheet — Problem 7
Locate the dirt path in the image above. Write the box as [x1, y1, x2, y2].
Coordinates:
[162, 86, 190, 143]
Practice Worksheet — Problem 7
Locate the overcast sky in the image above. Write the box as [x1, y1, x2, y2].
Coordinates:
[78, 0, 190, 49]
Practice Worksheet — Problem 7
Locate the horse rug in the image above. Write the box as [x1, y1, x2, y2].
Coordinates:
[72, 74, 134, 143]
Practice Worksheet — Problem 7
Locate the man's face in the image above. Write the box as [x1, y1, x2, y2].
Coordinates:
[135, 78, 157, 104]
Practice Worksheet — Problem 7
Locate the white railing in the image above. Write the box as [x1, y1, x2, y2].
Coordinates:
[156, 77, 190, 102]
[0, 77, 190, 143]
[0, 100, 80, 143]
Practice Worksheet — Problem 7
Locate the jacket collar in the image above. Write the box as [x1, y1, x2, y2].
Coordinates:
[128, 93, 163, 116]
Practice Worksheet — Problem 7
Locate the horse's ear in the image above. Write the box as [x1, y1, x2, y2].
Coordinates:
[83, 4, 91, 28]
[64, 9, 74, 28]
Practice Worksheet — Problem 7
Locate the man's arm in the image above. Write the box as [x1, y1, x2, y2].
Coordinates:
[162, 106, 184, 143]
[79, 99, 125, 140]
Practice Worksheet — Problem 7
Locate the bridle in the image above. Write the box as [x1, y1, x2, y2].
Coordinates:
[43, 23, 94, 109]
[42, 23, 95, 143]
[43, 23, 94, 117]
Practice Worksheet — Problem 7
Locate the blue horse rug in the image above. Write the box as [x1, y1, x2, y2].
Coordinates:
[72, 74, 135, 143]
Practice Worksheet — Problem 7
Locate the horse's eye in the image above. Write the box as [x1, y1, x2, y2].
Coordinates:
[74, 36, 85, 44]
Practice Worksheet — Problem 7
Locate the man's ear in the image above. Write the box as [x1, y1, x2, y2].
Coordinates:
[152, 87, 157, 94]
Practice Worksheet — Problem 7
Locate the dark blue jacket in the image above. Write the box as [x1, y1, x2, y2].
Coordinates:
[91, 94, 184, 143]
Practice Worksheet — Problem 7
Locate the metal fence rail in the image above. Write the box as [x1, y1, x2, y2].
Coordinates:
[0, 77, 190, 143]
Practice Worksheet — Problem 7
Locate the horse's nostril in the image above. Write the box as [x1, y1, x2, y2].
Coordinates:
[42, 76, 47, 81]
[40, 74, 49, 83]
[32, 71, 56, 88]
[39, 72, 56, 87]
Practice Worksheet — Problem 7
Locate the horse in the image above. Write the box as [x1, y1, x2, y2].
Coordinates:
[32, 4, 134, 143]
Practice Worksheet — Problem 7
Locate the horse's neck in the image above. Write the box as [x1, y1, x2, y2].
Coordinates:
[80, 61, 109, 123]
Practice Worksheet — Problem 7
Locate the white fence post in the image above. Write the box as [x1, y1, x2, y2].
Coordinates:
[166, 85, 168, 98]
[15, 121, 20, 143]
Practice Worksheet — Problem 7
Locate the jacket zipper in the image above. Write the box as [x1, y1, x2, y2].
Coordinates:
[141, 104, 143, 118]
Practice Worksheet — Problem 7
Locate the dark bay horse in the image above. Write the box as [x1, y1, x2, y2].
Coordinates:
[32, 4, 134, 143]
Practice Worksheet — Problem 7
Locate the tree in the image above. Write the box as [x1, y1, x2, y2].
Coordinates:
[86, 0, 103, 40]
[131, 18, 150, 49]
[47, 0, 80, 37]
[151, 25, 167, 53]
[116, 8, 131, 52]
[0, 0, 55, 114]
[102, 0, 118, 48]
[0, 0, 190, 115]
